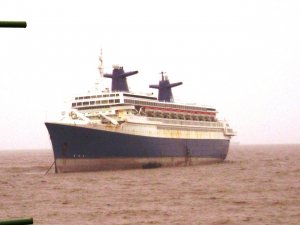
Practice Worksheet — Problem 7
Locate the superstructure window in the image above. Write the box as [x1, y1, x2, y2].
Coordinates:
[115, 99, 120, 103]
[83, 102, 89, 106]
[109, 99, 114, 103]
[84, 96, 90, 99]
[101, 100, 108, 104]
[72, 103, 76, 107]
[77, 102, 82, 106]
[90, 101, 95, 105]
[96, 100, 100, 104]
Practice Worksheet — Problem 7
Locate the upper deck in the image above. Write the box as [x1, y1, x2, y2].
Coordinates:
[71, 91, 217, 121]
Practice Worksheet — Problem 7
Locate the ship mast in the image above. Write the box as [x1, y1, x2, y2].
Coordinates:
[98, 48, 104, 78]
[95, 49, 104, 91]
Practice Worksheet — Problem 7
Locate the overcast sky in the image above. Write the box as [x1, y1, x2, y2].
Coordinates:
[1, 0, 300, 149]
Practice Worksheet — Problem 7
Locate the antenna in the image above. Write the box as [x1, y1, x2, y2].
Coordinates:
[98, 49, 104, 78]
[161, 71, 165, 81]
[95, 49, 105, 91]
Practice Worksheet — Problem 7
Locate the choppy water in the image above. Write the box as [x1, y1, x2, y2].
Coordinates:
[0, 145, 299, 225]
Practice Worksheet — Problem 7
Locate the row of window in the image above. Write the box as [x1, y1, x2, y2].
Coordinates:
[147, 113, 216, 122]
[149, 117, 222, 127]
[75, 93, 120, 100]
[123, 93, 157, 100]
[124, 99, 216, 113]
[157, 125, 223, 132]
[73, 105, 111, 111]
[72, 99, 121, 107]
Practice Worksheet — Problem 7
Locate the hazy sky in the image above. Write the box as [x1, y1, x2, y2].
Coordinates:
[1, 0, 300, 149]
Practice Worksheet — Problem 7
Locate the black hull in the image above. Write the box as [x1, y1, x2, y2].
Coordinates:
[45, 122, 230, 172]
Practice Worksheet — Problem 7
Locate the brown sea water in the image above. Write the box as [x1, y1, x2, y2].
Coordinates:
[0, 145, 299, 225]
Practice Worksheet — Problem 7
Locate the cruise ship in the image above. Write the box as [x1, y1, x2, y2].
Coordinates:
[45, 54, 235, 173]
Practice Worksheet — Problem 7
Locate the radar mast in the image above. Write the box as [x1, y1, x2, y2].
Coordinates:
[95, 49, 105, 91]
[98, 48, 104, 78]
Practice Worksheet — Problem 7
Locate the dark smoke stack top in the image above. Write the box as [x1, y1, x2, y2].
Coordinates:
[149, 72, 182, 102]
[104, 65, 138, 92]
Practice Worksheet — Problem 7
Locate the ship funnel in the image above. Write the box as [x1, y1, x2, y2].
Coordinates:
[149, 72, 182, 102]
[104, 66, 138, 92]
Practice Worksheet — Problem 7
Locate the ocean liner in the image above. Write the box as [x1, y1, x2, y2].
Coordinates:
[45, 54, 235, 173]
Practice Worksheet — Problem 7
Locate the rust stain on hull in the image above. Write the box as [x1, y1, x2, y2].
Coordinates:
[55, 157, 223, 173]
